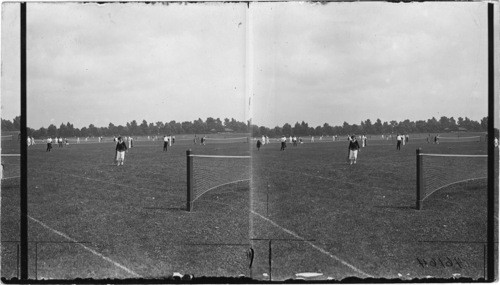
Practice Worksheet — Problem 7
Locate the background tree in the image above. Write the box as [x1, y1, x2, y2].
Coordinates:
[47, 124, 58, 137]
[282, 123, 292, 136]
[1, 118, 15, 131]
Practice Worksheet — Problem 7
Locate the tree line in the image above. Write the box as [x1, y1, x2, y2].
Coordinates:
[1, 115, 489, 139]
[2, 117, 248, 138]
[250, 116, 488, 138]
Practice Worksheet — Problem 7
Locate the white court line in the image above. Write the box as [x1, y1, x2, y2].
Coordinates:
[27, 215, 142, 278]
[195, 194, 373, 277]
[251, 210, 373, 278]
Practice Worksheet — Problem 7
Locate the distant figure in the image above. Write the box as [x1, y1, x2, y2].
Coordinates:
[193, 136, 198, 145]
[361, 135, 366, 147]
[261, 135, 266, 145]
[266, 136, 270, 144]
[292, 136, 297, 146]
[172, 136, 176, 144]
[402, 134, 406, 146]
[434, 135, 439, 144]
[311, 136, 315, 143]
[27, 137, 31, 146]
[348, 135, 361, 165]
[65, 138, 69, 146]
[426, 134, 430, 144]
[280, 135, 287, 151]
[256, 140, 262, 151]
[405, 134, 409, 143]
[128, 137, 133, 148]
[77, 137, 80, 144]
[163, 135, 169, 152]
[396, 134, 402, 150]
[494, 137, 499, 148]
[58, 137, 63, 147]
[46, 137, 53, 152]
[115, 137, 128, 166]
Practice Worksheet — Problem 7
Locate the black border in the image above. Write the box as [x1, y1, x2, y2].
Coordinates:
[487, 2, 495, 282]
[19, 2, 28, 281]
[7, 1, 497, 283]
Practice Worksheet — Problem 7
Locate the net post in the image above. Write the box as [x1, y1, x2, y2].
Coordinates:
[186, 149, 193, 212]
[416, 148, 423, 210]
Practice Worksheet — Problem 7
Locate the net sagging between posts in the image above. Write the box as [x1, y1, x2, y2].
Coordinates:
[204, 137, 248, 144]
[416, 150, 487, 209]
[186, 151, 250, 211]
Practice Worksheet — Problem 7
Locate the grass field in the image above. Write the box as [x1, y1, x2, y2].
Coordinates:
[1, 134, 498, 281]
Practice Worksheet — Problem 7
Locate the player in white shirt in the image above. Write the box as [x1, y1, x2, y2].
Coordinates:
[46, 137, 53, 152]
[280, 136, 287, 151]
[163, 135, 169, 151]
[396, 134, 402, 150]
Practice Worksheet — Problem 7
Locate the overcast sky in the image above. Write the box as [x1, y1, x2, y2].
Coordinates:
[1, 2, 497, 130]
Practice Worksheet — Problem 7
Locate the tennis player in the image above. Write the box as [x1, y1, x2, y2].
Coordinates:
[257, 139, 262, 151]
[46, 137, 52, 152]
[163, 136, 172, 151]
[348, 135, 360, 165]
[280, 135, 287, 151]
[396, 134, 402, 150]
[115, 137, 128, 166]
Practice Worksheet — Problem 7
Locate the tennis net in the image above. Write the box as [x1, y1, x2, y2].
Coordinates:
[416, 149, 487, 210]
[186, 150, 250, 211]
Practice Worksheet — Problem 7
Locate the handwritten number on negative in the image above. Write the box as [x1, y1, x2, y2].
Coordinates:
[417, 257, 464, 269]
